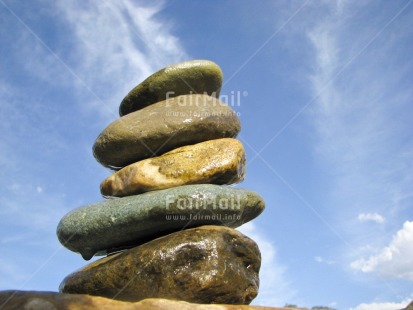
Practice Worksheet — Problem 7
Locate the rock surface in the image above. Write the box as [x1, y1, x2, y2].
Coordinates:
[0, 291, 287, 310]
[94, 94, 240, 169]
[57, 184, 265, 260]
[119, 60, 223, 116]
[101, 138, 246, 197]
[60, 226, 261, 304]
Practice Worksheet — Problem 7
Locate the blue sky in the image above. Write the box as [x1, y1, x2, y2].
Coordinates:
[1, 1, 412, 309]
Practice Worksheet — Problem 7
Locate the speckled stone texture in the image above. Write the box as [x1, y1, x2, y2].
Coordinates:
[59, 226, 261, 304]
[100, 138, 245, 197]
[57, 184, 265, 260]
[119, 60, 223, 116]
[93, 94, 240, 169]
[0, 291, 288, 310]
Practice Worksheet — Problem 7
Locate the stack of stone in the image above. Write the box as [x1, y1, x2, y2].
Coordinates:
[57, 60, 266, 305]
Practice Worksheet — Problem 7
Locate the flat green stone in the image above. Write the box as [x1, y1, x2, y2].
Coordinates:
[93, 94, 240, 169]
[56, 184, 265, 260]
[119, 60, 223, 116]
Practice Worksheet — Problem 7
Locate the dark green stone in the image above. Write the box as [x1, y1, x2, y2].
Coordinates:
[119, 60, 223, 116]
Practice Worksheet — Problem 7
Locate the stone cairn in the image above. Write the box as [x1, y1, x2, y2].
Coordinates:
[57, 60, 266, 305]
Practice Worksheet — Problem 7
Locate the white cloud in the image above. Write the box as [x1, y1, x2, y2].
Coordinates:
[238, 222, 295, 306]
[351, 298, 412, 310]
[358, 213, 385, 224]
[55, 0, 187, 117]
[351, 221, 413, 280]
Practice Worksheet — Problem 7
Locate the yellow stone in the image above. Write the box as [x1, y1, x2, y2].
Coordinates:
[100, 138, 245, 197]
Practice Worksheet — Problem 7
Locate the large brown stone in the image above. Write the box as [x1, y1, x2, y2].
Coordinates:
[0, 291, 287, 310]
[59, 226, 261, 304]
[93, 94, 240, 169]
[119, 59, 223, 116]
[100, 138, 245, 197]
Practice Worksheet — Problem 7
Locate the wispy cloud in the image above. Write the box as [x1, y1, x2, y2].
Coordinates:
[306, 0, 413, 261]
[303, 1, 413, 306]
[55, 0, 187, 117]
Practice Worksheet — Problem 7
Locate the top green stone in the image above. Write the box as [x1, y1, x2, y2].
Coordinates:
[119, 60, 223, 116]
